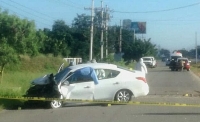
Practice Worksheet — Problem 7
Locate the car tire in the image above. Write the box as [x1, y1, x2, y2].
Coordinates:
[114, 89, 132, 102]
[50, 95, 63, 109]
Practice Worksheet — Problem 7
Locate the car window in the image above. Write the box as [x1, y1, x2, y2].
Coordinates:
[107, 70, 120, 78]
[54, 67, 71, 83]
[95, 69, 120, 80]
[143, 58, 151, 61]
[67, 72, 93, 84]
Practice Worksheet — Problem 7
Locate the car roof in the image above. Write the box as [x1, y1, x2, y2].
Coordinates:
[68, 63, 118, 70]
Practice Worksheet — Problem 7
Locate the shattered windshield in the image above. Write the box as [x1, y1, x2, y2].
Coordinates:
[54, 67, 71, 83]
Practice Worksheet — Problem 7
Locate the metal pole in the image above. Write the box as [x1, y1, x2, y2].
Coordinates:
[133, 29, 135, 43]
[89, 0, 94, 61]
[119, 20, 122, 53]
[100, 1, 104, 60]
[196, 32, 198, 64]
[105, 5, 108, 58]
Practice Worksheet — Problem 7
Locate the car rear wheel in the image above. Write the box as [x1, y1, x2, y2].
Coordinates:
[50, 95, 63, 109]
[114, 89, 132, 102]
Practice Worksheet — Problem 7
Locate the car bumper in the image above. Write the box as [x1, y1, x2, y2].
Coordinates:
[134, 84, 149, 97]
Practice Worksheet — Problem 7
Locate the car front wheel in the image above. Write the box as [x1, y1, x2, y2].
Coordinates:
[50, 95, 63, 109]
[114, 89, 132, 102]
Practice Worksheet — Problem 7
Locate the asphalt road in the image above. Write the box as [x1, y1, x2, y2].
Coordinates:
[1, 61, 200, 122]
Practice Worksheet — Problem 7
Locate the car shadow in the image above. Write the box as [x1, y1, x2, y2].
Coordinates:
[63, 103, 126, 108]
[19, 102, 125, 110]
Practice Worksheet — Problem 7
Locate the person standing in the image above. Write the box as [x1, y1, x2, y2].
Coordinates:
[134, 58, 148, 74]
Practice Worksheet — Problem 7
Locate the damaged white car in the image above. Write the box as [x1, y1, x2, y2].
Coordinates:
[24, 63, 149, 108]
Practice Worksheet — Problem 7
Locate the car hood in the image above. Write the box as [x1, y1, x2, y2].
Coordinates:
[31, 74, 50, 85]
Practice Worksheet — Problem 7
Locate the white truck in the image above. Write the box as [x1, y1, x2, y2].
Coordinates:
[142, 56, 157, 68]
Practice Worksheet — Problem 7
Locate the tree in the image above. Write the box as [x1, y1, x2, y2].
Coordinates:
[0, 39, 18, 83]
[71, 14, 91, 61]
[159, 48, 170, 58]
[122, 37, 157, 61]
[0, 10, 39, 56]
[41, 20, 72, 56]
[0, 9, 39, 82]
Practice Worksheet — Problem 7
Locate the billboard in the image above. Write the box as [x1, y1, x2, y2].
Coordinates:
[123, 19, 132, 29]
[131, 22, 146, 34]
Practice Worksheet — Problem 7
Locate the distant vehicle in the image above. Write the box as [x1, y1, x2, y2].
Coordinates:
[176, 58, 191, 71]
[170, 51, 182, 61]
[166, 59, 170, 66]
[169, 51, 183, 70]
[142, 56, 157, 68]
[24, 63, 149, 109]
[162, 57, 168, 62]
[169, 57, 191, 71]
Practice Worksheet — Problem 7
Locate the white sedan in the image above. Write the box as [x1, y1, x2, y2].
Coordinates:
[28, 63, 149, 108]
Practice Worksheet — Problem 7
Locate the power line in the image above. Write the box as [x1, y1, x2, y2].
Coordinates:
[113, 2, 200, 13]
[66, 0, 84, 8]
[0, 0, 52, 23]
[112, 16, 200, 22]
[0, 5, 51, 26]
[8, 0, 56, 20]
[56, 0, 83, 10]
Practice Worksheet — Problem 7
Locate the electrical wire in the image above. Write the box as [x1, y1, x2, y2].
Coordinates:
[66, 0, 84, 8]
[0, 0, 52, 23]
[0, 4, 52, 27]
[8, 0, 56, 20]
[113, 2, 200, 13]
[56, 0, 83, 10]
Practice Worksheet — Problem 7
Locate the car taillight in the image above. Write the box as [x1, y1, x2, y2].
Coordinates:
[136, 77, 147, 83]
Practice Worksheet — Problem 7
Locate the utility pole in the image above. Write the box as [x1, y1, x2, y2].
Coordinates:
[100, 1, 104, 60]
[119, 20, 122, 53]
[196, 32, 198, 64]
[105, 5, 108, 58]
[85, 0, 94, 61]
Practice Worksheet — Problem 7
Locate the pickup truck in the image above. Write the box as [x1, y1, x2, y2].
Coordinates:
[142, 56, 157, 68]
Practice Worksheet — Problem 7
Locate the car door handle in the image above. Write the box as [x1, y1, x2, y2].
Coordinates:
[84, 86, 90, 88]
[113, 82, 119, 85]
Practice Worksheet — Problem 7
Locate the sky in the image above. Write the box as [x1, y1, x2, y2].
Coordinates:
[0, 0, 200, 52]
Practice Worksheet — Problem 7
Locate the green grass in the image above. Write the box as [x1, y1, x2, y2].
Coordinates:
[190, 63, 200, 77]
[0, 72, 51, 96]
[0, 54, 66, 110]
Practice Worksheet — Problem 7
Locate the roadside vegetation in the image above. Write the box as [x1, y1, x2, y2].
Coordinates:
[190, 63, 200, 77]
[0, 55, 65, 110]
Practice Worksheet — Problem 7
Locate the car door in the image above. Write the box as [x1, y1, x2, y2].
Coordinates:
[60, 81, 95, 100]
[59, 68, 95, 100]
[94, 69, 121, 100]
